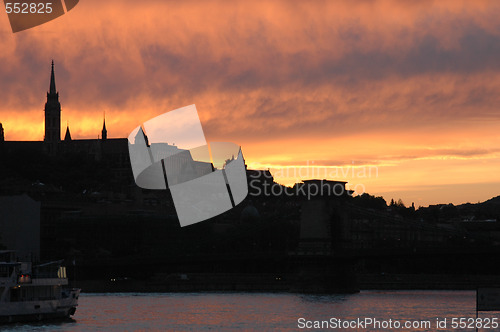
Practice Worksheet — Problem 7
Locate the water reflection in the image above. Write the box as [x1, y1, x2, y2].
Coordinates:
[2, 291, 498, 331]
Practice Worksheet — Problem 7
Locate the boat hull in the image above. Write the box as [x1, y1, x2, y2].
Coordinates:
[0, 289, 80, 324]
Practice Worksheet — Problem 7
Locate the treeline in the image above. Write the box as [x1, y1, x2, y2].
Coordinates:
[352, 192, 500, 222]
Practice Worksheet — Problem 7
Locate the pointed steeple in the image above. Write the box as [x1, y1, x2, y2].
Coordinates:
[64, 123, 72, 141]
[0, 123, 4, 142]
[49, 60, 57, 95]
[101, 113, 107, 140]
[45, 60, 61, 146]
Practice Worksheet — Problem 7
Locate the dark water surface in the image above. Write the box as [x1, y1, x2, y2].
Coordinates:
[1, 291, 499, 331]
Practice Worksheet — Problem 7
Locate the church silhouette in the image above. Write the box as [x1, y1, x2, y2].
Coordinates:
[0, 61, 130, 175]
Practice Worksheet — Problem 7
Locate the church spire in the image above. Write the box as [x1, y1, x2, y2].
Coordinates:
[101, 113, 107, 140]
[64, 123, 72, 141]
[44, 60, 61, 148]
[49, 60, 57, 95]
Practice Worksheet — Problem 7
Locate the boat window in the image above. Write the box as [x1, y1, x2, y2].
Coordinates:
[57, 266, 67, 278]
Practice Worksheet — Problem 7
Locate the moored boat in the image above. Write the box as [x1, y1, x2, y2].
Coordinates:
[0, 250, 80, 323]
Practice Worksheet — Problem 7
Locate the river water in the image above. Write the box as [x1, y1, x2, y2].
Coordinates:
[1, 291, 499, 331]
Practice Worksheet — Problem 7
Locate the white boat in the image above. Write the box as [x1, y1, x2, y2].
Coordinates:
[0, 251, 80, 323]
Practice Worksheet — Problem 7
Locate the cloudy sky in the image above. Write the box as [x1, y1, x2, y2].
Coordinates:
[1, 0, 500, 206]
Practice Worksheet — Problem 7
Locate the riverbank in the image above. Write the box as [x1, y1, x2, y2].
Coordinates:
[72, 273, 499, 293]
[358, 273, 500, 290]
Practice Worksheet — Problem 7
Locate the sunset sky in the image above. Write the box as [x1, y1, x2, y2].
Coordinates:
[1, 0, 500, 207]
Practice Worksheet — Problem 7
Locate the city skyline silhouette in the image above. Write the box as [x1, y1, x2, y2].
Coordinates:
[1, 1, 500, 207]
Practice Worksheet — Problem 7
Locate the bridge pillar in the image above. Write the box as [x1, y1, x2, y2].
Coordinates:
[292, 196, 358, 293]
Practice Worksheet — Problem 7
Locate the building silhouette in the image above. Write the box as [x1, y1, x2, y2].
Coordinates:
[1, 61, 130, 172]
[0, 61, 221, 193]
